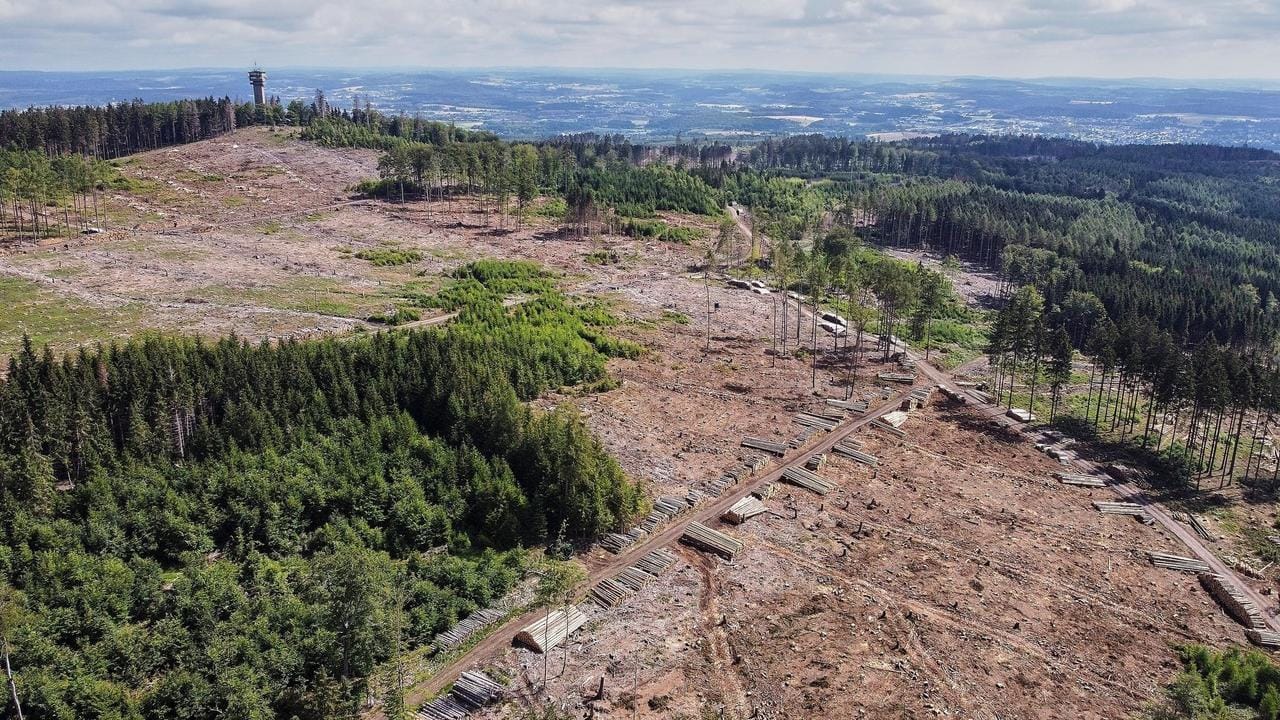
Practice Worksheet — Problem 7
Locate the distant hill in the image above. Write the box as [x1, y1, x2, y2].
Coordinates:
[2, 68, 1280, 148]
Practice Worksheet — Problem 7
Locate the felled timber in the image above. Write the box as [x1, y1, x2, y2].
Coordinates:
[633, 548, 677, 577]
[589, 578, 634, 608]
[1200, 573, 1267, 629]
[827, 398, 869, 413]
[1188, 515, 1216, 541]
[742, 436, 787, 455]
[452, 671, 505, 708]
[794, 412, 839, 431]
[870, 418, 907, 438]
[752, 483, 779, 501]
[877, 372, 916, 384]
[1054, 472, 1107, 488]
[880, 410, 910, 428]
[819, 321, 847, 337]
[638, 510, 668, 533]
[681, 522, 744, 559]
[743, 454, 770, 472]
[1247, 629, 1280, 649]
[434, 607, 505, 650]
[833, 442, 877, 465]
[417, 671, 506, 719]
[805, 453, 827, 471]
[417, 695, 469, 719]
[790, 427, 820, 448]
[1106, 463, 1142, 482]
[515, 606, 590, 653]
[1006, 408, 1036, 423]
[722, 496, 769, 524]
[908, 387, 933, 408]
[940, 386, 968, 404]
[781, 466, 836, 495]
[1092, 501, 1147, 516]
[600, 532, 638, 554]
[1147, 551, 1211, 573]
[616, 567, 656, 591]
[702, 475, 737, 497]
[654, 496, 690, 517]
[970, 389, 994, 404]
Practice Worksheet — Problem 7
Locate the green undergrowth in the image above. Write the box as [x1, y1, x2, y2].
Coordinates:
[356, 247, 424, 266]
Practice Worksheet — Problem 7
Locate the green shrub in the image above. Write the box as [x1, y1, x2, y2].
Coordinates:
[355, 248, 423, 266]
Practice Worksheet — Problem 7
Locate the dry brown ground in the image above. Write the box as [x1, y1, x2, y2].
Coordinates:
[481, 405, 1248, 720]
[0, 128, 1265, 719]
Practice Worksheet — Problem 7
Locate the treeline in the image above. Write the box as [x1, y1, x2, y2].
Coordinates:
[0, 98, 246, 158]
[987, 282, 1280, 488]
[0, 260, 642, 719]
[0, 149, 120, 236]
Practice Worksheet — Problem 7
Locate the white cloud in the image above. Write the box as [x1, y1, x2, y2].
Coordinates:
[0, 0, 1276, 78]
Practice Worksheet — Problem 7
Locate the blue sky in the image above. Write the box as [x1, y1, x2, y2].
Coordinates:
[1, 0, 1277, 79]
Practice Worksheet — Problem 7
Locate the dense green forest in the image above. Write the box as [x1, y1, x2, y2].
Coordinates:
[0, 260, 642, 719]
[1149, 645, 1280, 720]
[0, 98, 247, 158]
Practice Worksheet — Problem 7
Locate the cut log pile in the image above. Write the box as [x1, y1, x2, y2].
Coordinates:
[1247, 629, 1280, 649]
[781, 466, 836, 495]
[833, 442, 877, 466]
[1054, 472, 1107, 488]
[600, 530, 645, 554]
[722, 496, 769, 524]
[1092, 501, 1148, 518]
[515, 605, 590, 653]
[789, 426, 822, 448]
[1146, 551, 1211, 573]
[416, 671, 506, 720]
[1006, 408, 1036, 423]
[870, 418, 907, 438]
[1188, 515, 1216, 541]
[433, 607, 505, 651]
[908, 386, 933, 408]
[880, 410, 910, 428]
[940, 386, 968, 404]
[794, 412, 840, 431]
[742, 436, 787, 455]
[752, 483, 779, 501]
[827, 398, 869, 413]
[877, 372, 916, 384]
[805, 453, 827, 471]
[680, 522, 744, 559]
[1200, 573, 1268, 630]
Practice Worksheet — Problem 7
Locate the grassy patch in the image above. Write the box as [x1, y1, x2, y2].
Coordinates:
[191, 277, 384, 318]
[619, 218, 707, 244]
[223, 195, 247, 208]
[585, 249, 620, 265]
[355, 248, 423, 267]
[661, 310, 691, 325]
[0, 277, 146, 359]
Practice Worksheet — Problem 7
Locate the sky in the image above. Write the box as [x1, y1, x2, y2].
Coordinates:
[1, 0, 1278, 79]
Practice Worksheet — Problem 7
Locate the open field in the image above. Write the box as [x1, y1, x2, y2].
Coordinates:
[4, 128, 1276, 719]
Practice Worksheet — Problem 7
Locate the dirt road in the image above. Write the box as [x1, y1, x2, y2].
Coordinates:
[399, 383, 920, 709]
[917, 359, 1280, 633]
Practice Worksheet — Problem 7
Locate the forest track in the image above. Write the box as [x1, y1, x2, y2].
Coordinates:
[917, 358, 1280, 633]
[394, 381, 921, 712]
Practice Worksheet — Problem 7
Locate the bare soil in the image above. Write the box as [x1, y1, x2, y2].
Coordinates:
[2, 128, 1267, 720]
